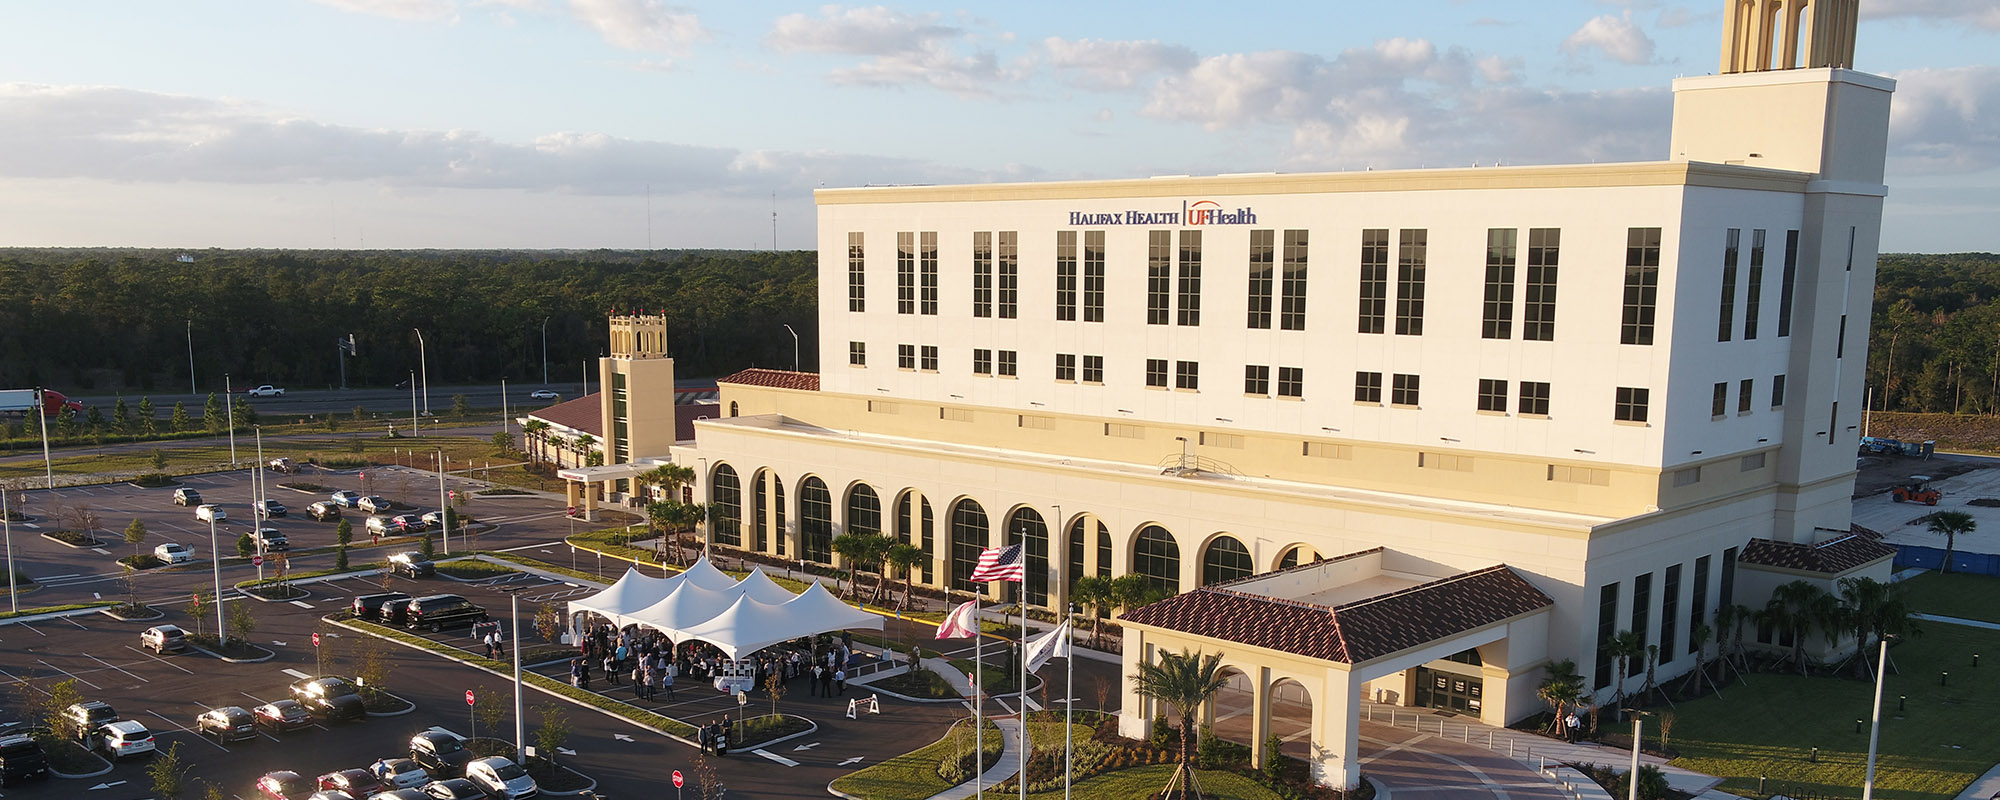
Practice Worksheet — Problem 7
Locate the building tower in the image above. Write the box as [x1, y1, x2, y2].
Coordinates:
[599, 314, 679, 491]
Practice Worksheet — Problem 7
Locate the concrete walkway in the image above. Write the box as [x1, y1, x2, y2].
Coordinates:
[1360, 701, 1722, 796]
[925, 716, 1023, 800]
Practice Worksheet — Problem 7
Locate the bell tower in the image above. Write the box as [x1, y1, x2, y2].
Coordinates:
[1720, 0, 1858, 73]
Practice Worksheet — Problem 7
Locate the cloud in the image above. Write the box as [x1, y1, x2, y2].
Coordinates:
[1862, 0, 2000, 31]
[1042, 38, 1198, 90]
[1562, 12, 1657, 65]
[567, 0, 706, 53]
[766, 5, 1013, 95]
[308, 0, 458, 20]
[1887, 65, 2000, 174]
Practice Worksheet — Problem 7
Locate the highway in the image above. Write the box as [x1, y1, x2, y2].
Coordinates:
[66, 384, 581, 417]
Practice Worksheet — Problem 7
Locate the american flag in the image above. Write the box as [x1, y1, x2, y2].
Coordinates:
[967, 543, 1025, 583]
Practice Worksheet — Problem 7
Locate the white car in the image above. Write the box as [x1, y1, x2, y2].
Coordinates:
[421, 510, 446, 528]
[365, 516, 394, 537]
[154, 543, 192, 563]
[358, 496, 391, 513]
[528, 390, 559, 401]
[463, 757, 537, 800]
[195, 504, 227, 522]
[330, 490, 362, 508]
[369, 758, 431, 790]
[246, 385, 286, 397]
[92, 720, 156, 759]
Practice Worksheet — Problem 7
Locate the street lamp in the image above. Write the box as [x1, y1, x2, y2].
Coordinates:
[1863, 636, 1893, 800]
[186, 319, 196, 396]
[783, 324, 799, 372]
[413, 328, 430, 415]
[208, 516, 226, 643]
[1624, 709, 1651, 800]
[541, 317, 550, 386]
[3, 483, 18, 614]
[436, 449, 450, 556]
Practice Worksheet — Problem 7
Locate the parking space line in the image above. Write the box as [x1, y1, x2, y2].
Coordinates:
[0, 667, 47, 695]
[281, 668, 313, 680]
[125, 646, 196, 674]
[290, 600, 313, 609]
[83, 653, 148, 683]
[37, 659, 101, 690]
[60, 616, 89, 629]
[146, 709, 228, 753]
[15, 623, 44, 637]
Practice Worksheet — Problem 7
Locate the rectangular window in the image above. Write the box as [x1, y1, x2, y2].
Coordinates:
[1632, 572, 1652, 650]
[897, 344, 915, 370]
[1616, 387, 1650, 422]
[1396, 229, 1427, 335]
[997, 350, 1017, 377]
[1482, 228, 1516, 339]
[1277, 367, 1304, 399]
[1778, 230, 1799, 336]
[1018, 414, 1051, 429]
[1739, 379, 1754, 414]
[919, 345, 938, 372]
[1720, 546, 1737, 612]
[1281, 229, 1309, 330]
[1596, 582, 1619, 690]
[1550, 465, 1610, 485]
[1712, 382, 1728, 417]
[1359, 228, 1389, 334]
[1303, 441, 1352, 459]
[1056, 231, 1078, 321]
[1391, 373, 1421, 406]
[1772, 374, 1786, 408]
[1105, 422, 1144, 439]
[1083, 231, 1106, 322]
[1145, 359, 1168, 388]
[847, 232, 865, 312]
[1661, 564, 1681, 664]
[1719, 228, 1740, 342]
[1623, 228, 1662, 345]
[1519, 381, 1551, 416]
[1837, 314, 1847, 359]
[1674, 467, 1702, 487]
[1055, 354, 1077, 382]
[1082, 355, 1104, 384]
[896, 231, 916, 314]
[1178, 230, 1203, 326]
[1146, 230, 1172, 325]
[973, 348, 993, 376]
[1175, 361, 1200, 391]
[848, 341, 866, 366]
[1247, 230, 1274, 329]
[1524, 228, 1559, 341]
[997, 231, 1018, 319]
[1744, 229, 1766, 339]
[1245, 365, 1270, 395]
[941, 407, 973, 423]
[1420, 452, 1474, 471]
[972, 231, 993, 318]
[1477, 378, 1508, 412]
[1742, 452, 1766, 471]
[1689, 555, 1710, 655]
[1355, 371, 1383, 403]
[1202, 431, 1243, 449]
[919, 231, 938, 315]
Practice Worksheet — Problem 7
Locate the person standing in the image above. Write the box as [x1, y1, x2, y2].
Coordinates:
[834, 667, 846, 696]
[810, 664, 823, 697]
[661, 665, 676, 701]
[603, 652, 620, 685]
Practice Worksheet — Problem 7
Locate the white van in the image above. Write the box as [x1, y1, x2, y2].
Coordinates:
[195, 504, 227, 523]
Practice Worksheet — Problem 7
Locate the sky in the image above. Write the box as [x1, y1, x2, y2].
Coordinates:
[0, 0, 1995, 253]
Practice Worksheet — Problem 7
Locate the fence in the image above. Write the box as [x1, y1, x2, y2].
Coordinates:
[1892, 544, 2000, 577]
[1361, 703, 1614, 800]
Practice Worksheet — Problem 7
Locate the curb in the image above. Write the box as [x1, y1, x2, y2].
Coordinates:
[736, 716, 819, 752]
[826, 784, 867, 800]
[534, 765, 598, 797]
[50, 755, 115, 780]
[366, 691, 418, 717]
[101, 606, 166, 622]
[39, 532, 106, 550]
[186, 640, 278, 663]
[0, 603, 119, 627]
[237, 584, 314, 604]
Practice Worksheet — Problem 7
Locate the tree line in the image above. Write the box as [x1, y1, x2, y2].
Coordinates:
[1871, 252, 2000, 414]
[0, 248, 818, 394]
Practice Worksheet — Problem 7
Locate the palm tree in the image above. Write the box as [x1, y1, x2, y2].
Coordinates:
[1926, 511, 1976, 574]
[1604, 629, 1646, 720]
[884, 542, 925, 612]
[1536, 659, 1586, 738]
[521, 420, 550, 465]
[1680, 621, 1713, 698]
[1764, 580, 1837, 675]
[831, 532, 891, 600]
[1071, 575, 1115, 646]
[1838, 576, 1916, 678]
[1131, 648, 1229, 800]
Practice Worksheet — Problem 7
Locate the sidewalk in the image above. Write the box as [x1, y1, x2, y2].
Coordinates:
[1360, 701, 1722, 796]
[924, 717, 1023, 800]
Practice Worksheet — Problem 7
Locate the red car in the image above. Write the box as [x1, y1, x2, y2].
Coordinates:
[318, 769, 384, 797]
[253, 700, 313, 732]
[259, 771, 315, 800]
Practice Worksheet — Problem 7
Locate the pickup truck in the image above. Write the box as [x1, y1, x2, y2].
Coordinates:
[245, 385, 286, 397]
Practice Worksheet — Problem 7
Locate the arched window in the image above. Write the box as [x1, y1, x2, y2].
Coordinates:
[1006, 508, 1049, 607]
[898, 492, 935, 584]
[1201, 535, 1253, 586]
[846, 484, 881, 535]
[1132, 525, 1181, 595]
[753, 469, 776, 553]
[729, 401, 739, 417]
[773, 477, 786, 556]
[800, 478, 832, 564]
[950, 499, 990, 594]
[1277, 545, 1318, 570]
[710, 465, 741, 548]
[1097, 524, 1112, 577]
[1067, 517, 1086, 592]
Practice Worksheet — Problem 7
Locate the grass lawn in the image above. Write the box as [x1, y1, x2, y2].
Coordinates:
[434, 559, 521, 578]
[0, 431, 515, 483]
[1022, 764, 1282, 800]
[830, 718, 1002, 800]
[1667, 621, 2000, 800]
[1899, 571, 2000, 624]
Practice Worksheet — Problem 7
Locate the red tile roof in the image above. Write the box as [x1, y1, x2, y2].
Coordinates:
[528, 392, 602, 437]
[675, 402, 719, 442]
[1120, 565, 1552, 664]
[1739, 532, 1895, 574]
[717, 368, 819, 391]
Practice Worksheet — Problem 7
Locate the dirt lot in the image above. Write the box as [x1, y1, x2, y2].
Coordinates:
[1853, 411, 2000, 497]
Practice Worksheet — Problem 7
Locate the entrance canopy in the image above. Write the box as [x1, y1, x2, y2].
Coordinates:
[565, 557, 740, 629]
[566, 559, 883, 657]
[675, 582, 882, 659]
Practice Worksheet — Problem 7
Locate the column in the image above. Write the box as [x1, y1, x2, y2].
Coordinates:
[1316, 667, 1361, 791]
[1248, 666, 1272, 766]
[565, 481, 580, 511]
[1117, 632, 1151, 741]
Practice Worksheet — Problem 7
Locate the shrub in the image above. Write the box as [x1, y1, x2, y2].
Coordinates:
[236, 533, 254, 558]
[1150, 713, 1174, 748]
[1263, 733, 1286, 778]
[1611, 765, 1671, 800]
[132, 472, 175, 488]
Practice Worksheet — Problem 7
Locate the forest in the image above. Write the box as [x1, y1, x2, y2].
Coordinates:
[0, 248, 817, 392]
[1871, 252, 2000, 414]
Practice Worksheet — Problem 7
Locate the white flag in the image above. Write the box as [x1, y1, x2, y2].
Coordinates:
[1024, 619, 1072, 672]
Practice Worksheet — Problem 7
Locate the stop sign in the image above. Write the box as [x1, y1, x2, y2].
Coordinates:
[466, 690, 475, 706]
[672, 771, 683, 789]
[251, 554, 264, 566]
[312, 632, 321, 647]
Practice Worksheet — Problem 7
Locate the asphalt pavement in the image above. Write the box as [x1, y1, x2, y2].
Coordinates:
[65, 384, 577, 419]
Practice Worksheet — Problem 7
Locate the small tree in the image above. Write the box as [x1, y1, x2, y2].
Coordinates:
[474, 685, 510, 737]
[113, 398, 132, 436]
[357, 639, 392, 703]
[531, 704, 572, 776]
[421, 531, 436, 559]
[1927, 511, 1977, 574]
[491, 431, 514, 453]
[137, 396, 157, 435]
[202, 393, 224, 433]
[1262, 733, 1285, 778]
[336, 518, 354, 547]
[202, 780, 227, 800]
[335, 544, 349, 572]
[352, 405, 367, 421]
[236, 532, 255, 558]
[120, 565, 143, 610]
[150, 448, 169, 470]
[226, 595, 256, 645]
[231, 396, 257, 427]
[171, 401, 191, 432]
[186, 589, 211, 636]
[39, 678, 83, 742]
[765, 669, 786, 719]
[1614, 765, 1672, 800]
[324, 415, 340, 432]
[148, 742, 192, 800]
[452, 394, 472, 419]
[67, 503, 102, 542]
[534, 603, 562, 643]
[124, 518, 148, 553]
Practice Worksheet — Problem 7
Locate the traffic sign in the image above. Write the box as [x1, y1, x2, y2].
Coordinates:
[251, 554, 264, 566]
[312, 632, 321, 647]
[672, 771, 683, 789]
[466, 690, 475, 706]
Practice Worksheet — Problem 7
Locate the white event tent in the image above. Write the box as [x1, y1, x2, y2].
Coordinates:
[564, 557, 738, 629]
[565, 558, 882, 658]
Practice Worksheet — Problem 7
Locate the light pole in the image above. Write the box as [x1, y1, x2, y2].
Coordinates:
[224, 374, 237, 468]
[413, 328, 430, 415]
[36, 388, 54, 489]
[186, 319, 196, 396]
[1625, 709, 1650, 800]
[253, 426, 267, 582]
[782, 324, 799, 372]
[1863, 637, 1891, 800]
[512, 591, 525, 763]
[4, 483, 18, 614]
[436, 449, 450, 556]
[410, 371, 419, 437]
[208, 516, 226, 643]
[541, 317, 550, 386]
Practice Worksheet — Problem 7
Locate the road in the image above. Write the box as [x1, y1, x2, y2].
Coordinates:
[65, 384, 578, 418]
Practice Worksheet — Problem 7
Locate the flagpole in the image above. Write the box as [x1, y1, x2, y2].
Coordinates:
[1064, 611, 1073, 800]
[1019, 592, 1028, 800]
[974, 591, 984, 800]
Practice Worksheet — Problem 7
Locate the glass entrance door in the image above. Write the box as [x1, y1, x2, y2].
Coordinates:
[1412, 667, 1483, 715]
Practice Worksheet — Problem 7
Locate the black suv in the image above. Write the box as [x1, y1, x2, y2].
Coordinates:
[61, 701, 116, 740]
[405, 595, 486, 633]
[353, 592, 412, 621]
[289, 677, 366, 723]
[0, 734, 48, 787]
[379, 597, 417, 625]
[409, 731, 473, 776]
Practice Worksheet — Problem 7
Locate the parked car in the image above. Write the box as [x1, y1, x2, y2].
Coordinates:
[389, 514, 425, 533]
[259, 770, 317, 800]
[358, 496, 392, 513]
[368, 791, 430, 800]
[91, 720, 156, 759]
[257, 499, 289, 518]
[246, 385, 286, 397]
[290, 676, 365, 722]
[528, 390, 559, 401]
[0, 733, 50, 786]
[388, 551, 435, 578]
[311, 792, 357, 800]
[309, 501, 342, 521]
[379, 596, 417, 625]
[331, 490, 362, 508]
[269, 457, 296, 473]
[352, 592, 412, 621]
[319, 769, 385, 797]
[406, 595, 485, 632]
[252, 700, 313, 732]
[140, 624, 186, 653]
[409, 731, 474, 776]
[420, 780, 484, 800]
[172, 487, 202, 506]
[256, 528, 291, 552]
[368, 758, 430, 790]
[154, 543, 193, 564]
[195, 504, 227, 522]
[195, 706, 257, 742]
[420, 511, 446, 528]
[463, 757, 537, 800]
[61, 701, 117, 740]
